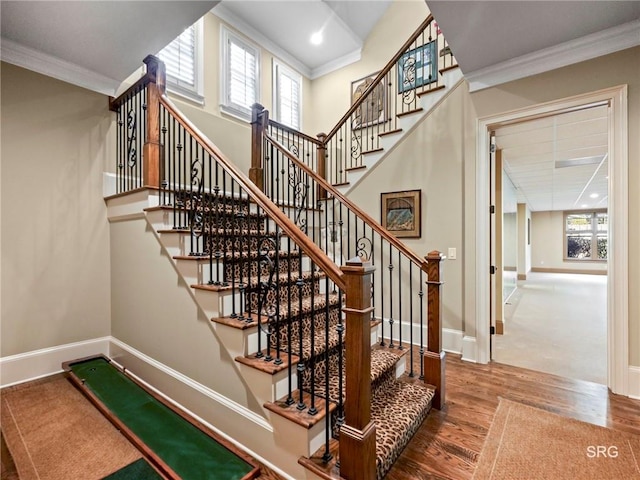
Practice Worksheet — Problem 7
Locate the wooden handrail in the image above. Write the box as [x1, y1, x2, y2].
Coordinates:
[267, 118, 323, 146]
[160, 96, 346, 292]
[109, 55, 165, 112]
[109, 73, 151, 112]
[324, 15, 434, 142]
[265, 132, 428, 272]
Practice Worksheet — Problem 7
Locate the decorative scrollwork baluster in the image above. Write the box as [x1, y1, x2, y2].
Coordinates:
[126, 109, 137, 168]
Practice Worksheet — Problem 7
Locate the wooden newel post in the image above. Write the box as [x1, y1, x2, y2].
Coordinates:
[316, 133, 328, 201]
[250, 103, 267, 192]
[142, 55, 165, 188]
[424, 250, 446, 410]
[339, 257, 376, 480]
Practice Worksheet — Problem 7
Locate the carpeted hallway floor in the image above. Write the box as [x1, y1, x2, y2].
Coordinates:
[493, 272, 607, 384]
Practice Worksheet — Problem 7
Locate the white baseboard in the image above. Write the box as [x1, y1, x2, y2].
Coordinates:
[629, 365, 640, 400]
[0, 337, 110, 388]
[461, 336, 478, 363]
[443, 328, 463, 354]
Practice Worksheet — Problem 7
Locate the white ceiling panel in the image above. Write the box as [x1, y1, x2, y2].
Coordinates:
[497, 105, 609, 212]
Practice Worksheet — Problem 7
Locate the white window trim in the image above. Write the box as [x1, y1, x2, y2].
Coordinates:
[272, 59, 302, 130]
[161, 19, 205, 105]
[220, 25, 261, 122]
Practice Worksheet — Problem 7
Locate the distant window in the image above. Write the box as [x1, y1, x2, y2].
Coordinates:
[564, 211, 608, 261]
[273, 60, 302, 129]
[157, 20, 204, 103]
[221, 26, 260, 121]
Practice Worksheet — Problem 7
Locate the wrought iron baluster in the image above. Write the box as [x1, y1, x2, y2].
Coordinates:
[286, 234, 294, 406]
[409, 261, 414, 376]
[388, 242, 395, 348]
[398, 250, 403, 349]
[419, 269, 424, 379]
[296, 245, 306, 411]
[308, 261, 317, 416]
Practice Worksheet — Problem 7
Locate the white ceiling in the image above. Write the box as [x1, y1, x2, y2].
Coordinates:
[427, 1, 640, 90]
[496, 105, 609, 213]
[213, 0, 392, 78]
[0, 1, 219, 95]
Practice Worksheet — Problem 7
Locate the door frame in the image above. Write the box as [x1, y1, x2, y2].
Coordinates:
[475, 85, 629, 395]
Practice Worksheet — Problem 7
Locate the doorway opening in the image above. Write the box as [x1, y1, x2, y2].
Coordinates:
[490, 107, 609, 384]
[475, 86, 629, 395]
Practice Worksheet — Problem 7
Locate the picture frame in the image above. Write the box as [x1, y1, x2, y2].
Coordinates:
[397, 41, 437, 94]
[351, 72, 388, 129]
[381, 190, 421, 238]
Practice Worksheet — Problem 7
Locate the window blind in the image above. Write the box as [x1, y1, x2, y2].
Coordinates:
[159, 25, 196, 87]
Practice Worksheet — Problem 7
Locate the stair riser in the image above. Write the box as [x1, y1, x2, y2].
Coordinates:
[175, 258, 223, 286]
[224, 255, 302, 281]
[148, 208, 266, 234]
[270, 306, 342, 353]
[193, 288, 240, 319]
[245, 277, 321, 313]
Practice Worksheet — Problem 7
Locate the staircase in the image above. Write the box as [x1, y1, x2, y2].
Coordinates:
[139, 189, 434, 479]
[107, 12, 455, 477]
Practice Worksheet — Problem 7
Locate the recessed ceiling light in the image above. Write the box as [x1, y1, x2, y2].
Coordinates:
[310, 31, 323, 45]
[590, 193, 599, 198]
[581, 204, 588, 208]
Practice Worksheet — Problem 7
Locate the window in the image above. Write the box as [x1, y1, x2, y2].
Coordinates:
[564, 211, 608, 261]
[273, 60, 302, 129]
[221, 26, 260, 121]
[157, 20, 204, 103]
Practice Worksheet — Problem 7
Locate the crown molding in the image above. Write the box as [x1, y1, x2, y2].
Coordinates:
[465, 19, 640, 92]
[310, 48, 361, 79]
[0, 37, 120, 96]
[212, 4, 312, 78]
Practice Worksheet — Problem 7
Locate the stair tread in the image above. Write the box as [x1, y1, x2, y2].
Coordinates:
[314, 348, 402, 404]
[157, 227, 270, 237]
[146, 204, 264, 218]
[301, 380, 434, 480]
[217, 292, 341, 330]
[416, 84, 446, 97]
[174, 249, 301, 262]
[371, 381, 433, 478]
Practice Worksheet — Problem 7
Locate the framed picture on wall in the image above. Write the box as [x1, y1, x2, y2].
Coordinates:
[351, 72, 388, 129]
[381, 190, 421, 238]
[397, 41, 437, 94]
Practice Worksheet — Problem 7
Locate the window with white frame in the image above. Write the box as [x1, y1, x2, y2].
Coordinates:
[157, 19, 204, 103]
[221, 26, 260, 121]
[564, 210, 608, 261]
[273, 60, 302, 129]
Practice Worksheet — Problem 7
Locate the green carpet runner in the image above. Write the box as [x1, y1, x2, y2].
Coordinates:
[70, 357, 254, 480]
[103, 458, 163, 480]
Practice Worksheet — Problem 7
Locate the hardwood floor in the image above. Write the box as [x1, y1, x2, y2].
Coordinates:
[385, 351, 640, 479]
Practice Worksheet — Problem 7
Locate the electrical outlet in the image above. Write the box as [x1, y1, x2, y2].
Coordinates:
[448, 247, 456, 260]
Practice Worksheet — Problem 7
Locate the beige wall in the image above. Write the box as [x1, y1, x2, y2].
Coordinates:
[1, 63, 112, 356]
[348, 84, 466, 333]
[109, 218, 260, 409]
[530, 211, 608, 273]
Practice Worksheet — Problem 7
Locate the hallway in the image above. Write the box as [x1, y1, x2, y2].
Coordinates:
[493, 272, 607, 385]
